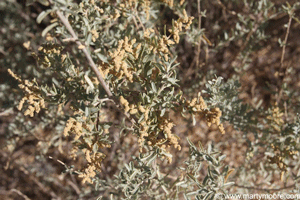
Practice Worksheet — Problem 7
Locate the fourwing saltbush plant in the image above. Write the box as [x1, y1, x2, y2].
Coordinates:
[6, 0, 229, 198]
[3, 0, 300, 199]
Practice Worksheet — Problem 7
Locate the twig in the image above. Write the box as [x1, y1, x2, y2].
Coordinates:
[280, 11, 293, 68]
[131, 9, 145, 32]
[182, 4, 204, 83]
[216, 0, 237, 16]
[51, 5, 137, 125]
[135, 13, 146, 32]
[196, 0, 202, 68]
[9, 189, 31, 200]
[0, 108, 14, 117]
[132, 15, 140, 31]
[55, 10, 113, 97]
[276, 9, 293, 104]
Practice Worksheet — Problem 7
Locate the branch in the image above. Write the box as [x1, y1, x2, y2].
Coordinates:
[280, 11, 293, 68]
[52, 7, 137, 125]
[55, 10, 113, 97]
[276, 9, 293, 103]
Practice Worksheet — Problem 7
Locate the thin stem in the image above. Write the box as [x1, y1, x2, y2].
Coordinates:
[135, 13, 146, 32]
[277, 10, 293, 104]
[53, 7, 137, 125]
[216, 0, 237, 16]
[10, 189, 32, 200]
[131, 9, 145, 32]
[280, 12, 293, 68]
[55, 10, 113, 97]
[196, 0, 201, 68]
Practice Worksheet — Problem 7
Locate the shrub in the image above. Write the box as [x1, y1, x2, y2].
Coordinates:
[1, 0, 300, 199]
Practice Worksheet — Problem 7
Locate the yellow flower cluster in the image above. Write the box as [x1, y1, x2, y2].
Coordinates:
[21, 95, 45, 117]
[8, 69, 45, 117]
[79, 149, 106, 183]
[143, 10, 193, 61]
[159, 118, 181, 151]
[45, 33, 54, 41]
[168, 9, 194, 43]
[119, 96, 138, 114]
[267, 103, 284, 132]
[119, 95, 224, 160]
[138, 104, 150, 121]
[111, 9, 121, 20]
[120, 0, 137, 8]
[142, 0, 151, 20]
[138, 120, 150, 152]
[63, 117, 85, 139]
[143, 28, 154, 39]
[268, 154, 287, 172]
[145, 32, 175, 61]
[271, 144, 298, 157]
[204, 107, 225, 134]
[161, 0, 174, 7]
[269, 143, 298, 176]
[79, 0, 105, 26]
[90, 29, 99, 42]
[32, 43, 66, 68]
[64, 114, 111, 183]
[184, 96, 225, 134]
[64, 114, 110, 145]
[79, 165, 97, 184]
[105, 36, 141, 82]
[187, 96, 207, 111]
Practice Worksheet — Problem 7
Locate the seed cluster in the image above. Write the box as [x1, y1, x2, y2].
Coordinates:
[183, 96, 225, 134]
[32, 43, 66, 68]
[120, 95, 180, 157]
[79, 149, 106, 184]
[168, 9, 194, 44]
[8, 69, 45, 117]
[64, 113, 111, 184]
[267, 103, 284, 132]
[99, 36, 141, 82]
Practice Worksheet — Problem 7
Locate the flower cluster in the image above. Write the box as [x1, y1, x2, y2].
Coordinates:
[267, 103, 284, 132]
[169, 9, 194, 43]
[90, 29, 99, 42]
[32, 43, 66, 68]
[138, 120, 150, 152]
[79, 0, 104, 18]
[182, 96, 225, 134]
[119, 96, 138, 114]
[143, 29, 175, 61]
[142, 9, 193, 61]
[159, 118, 181, 150]
[79, 149, 106, 184]
[63, 117, 86, 139]
[204, 107, 225, 134]
[8, 69, 45, 117]
[120, 95, 180, 157]
[101, 36, 141, 82]
[161, 0, 174, 7]
[268, 142, 298, 177]
[63, 113, 111, 183]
